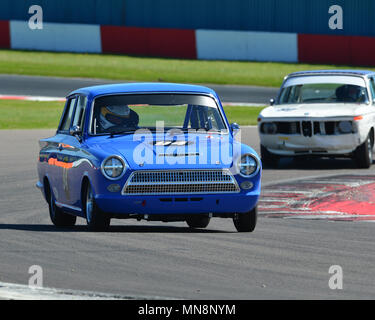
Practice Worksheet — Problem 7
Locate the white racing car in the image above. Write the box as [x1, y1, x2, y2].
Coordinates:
[258, 70, 375, 168]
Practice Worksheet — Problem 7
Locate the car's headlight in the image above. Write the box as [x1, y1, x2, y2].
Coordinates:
[338, 121, 353, 134]
[101, 156, 126, 180]
[261, 122, 277, 134]
[238, 154, 259, 177]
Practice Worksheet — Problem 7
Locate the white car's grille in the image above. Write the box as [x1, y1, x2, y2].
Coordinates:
[122, 170, 240, 195]
[261, 120, 354, 136]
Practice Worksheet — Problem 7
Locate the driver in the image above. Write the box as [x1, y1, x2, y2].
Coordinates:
[336, 85, 363, 102]
[347, 85, 362, 102]
[99, 105, 139, 132]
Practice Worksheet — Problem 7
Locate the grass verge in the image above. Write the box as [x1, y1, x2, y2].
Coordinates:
[0, 100, 64, 129]
[0, 49, 367, 87]
[0, 99, 264, 129]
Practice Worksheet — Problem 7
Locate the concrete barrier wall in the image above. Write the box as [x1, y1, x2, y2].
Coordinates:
[196, 30, 298, 62]
[2, 20, 375, 66]
[0, 21, 10, 48]
[298, 34, 375, 66]
[10, 21, 102, 53]
[101, 26, 196, 59]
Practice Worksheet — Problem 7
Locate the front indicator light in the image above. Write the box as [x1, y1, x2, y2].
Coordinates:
[240, 181, 253, 190]
[107, 184, 121, 192]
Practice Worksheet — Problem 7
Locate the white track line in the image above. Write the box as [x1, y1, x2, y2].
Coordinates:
[0, 281, 175, 300]
[0, 94, 65, 102]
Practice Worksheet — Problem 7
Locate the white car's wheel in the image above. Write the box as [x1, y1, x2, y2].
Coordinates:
[260, 145, 279, 168]
[355, 133, 373, 168]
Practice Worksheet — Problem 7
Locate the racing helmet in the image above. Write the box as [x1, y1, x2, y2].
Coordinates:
[99, 105, 131, 129]
[347, 85, 361, 101]
[336, 85, 365, 102]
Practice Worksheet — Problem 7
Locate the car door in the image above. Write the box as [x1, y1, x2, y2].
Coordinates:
[49, 95, 78, 206]
[367, 77, 375, 124]
[57, 95, 90, 209]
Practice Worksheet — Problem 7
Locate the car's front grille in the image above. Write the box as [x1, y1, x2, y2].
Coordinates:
[122, 170, 240, 195]
[261, 120, 355, 136]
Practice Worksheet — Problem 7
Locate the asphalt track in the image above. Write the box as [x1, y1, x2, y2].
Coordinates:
[0, 74, 278, 104]
[1, 126, 375, 299]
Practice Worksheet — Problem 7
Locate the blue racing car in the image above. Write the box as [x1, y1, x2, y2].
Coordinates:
[36, 83, 261, 232]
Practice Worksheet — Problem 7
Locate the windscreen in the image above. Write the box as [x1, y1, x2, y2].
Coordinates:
[278, 76, 369, 105]
[90, 94, 227, 135]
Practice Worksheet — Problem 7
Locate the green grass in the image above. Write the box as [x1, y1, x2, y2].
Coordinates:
[223, 106, 265, 125]
[0, 49, 369, 87]
[0, 99, 265, 129]
[0, 100, 64, 129]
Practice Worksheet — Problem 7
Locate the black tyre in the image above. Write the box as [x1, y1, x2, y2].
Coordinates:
[47, 185, 76, 227]
[233, 206, 257, 232]
[354, 133, 373, 168]
[260, 145, 279, 168]
[186, 216, 210, 229]
[84, 183, 110, 231]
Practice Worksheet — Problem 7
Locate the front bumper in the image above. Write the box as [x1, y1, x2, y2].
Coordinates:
[95, 192, 259, 215]
[260, 133, 361, 156]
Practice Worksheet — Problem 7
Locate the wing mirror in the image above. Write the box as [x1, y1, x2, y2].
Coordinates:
[270, 98, 275, 106]
[230, 123, 241, 136]
[70, 125, 82, 141]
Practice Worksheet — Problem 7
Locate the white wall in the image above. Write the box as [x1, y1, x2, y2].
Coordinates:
[196, 30, 298, 62]
[10, 21, 102, 53]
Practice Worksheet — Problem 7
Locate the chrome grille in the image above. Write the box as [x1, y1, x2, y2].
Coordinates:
[122, 170, 240, 195]
[262, 120, 354, 136]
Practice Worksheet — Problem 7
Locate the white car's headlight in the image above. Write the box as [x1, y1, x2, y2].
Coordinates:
[338, 121, 353, 134]
[261, 122, 277, 134]
[238, 154, 259, 177]
[101, 156, 126, 180]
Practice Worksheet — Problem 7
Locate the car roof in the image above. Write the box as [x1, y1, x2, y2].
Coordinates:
[287, 69, 375, 78]
[67, 82, 217, 99]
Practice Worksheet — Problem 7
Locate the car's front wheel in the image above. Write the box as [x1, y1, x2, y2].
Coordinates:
[233, 206, 257, 232]
[354, 133, 373, 168]
[84, 183, 110, 231]
[47, 185, 76, 227]
[260, 145, 279, 168]
[186, 216, 210, 229]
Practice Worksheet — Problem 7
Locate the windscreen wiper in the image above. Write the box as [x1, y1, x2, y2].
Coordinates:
[109, 129, 137, 138]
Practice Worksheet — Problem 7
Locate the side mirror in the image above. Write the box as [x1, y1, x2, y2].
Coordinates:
[69, 125, 82, 140]
[230, 123, 241, 136]
[270, 98, 275, 106]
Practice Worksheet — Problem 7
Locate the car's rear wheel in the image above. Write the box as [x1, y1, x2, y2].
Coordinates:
[84, 183, 110, 231]
[186, 216, 210, 229]
[233, 206, 257, 232]
[260, 145, 279, 168]
[354, 133, 373, 168]
[47, 184, 76, 227]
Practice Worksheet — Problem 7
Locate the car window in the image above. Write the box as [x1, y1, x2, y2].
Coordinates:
[72, 95, 87, 129]
[60, 97, 77, 131]
[90, 94, 227, 135]
[279, 83, 369, 104]
[369, 78, 375, 103]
